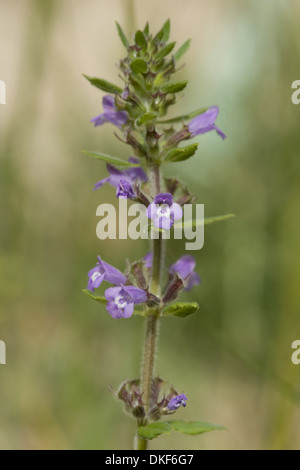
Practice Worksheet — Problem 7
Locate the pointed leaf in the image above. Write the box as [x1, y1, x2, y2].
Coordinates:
[156, 42, 176, 61]
[82, 289, 107, 304]
[143, 22, 149, 37]
[130, 59, 148, 74]
[157, 107, 209, 125]
[138, 422, 172, 440]
[174, 39, 191, 61]
[161, 80, 188, 94]
[201, 214, 236, 226]
[83, 75, 122, 94]
[161, 19, 171, 42]
[175, 214, 235, 230]
[135, 30, 147, 49]
[155, 19, 171, 42]
[82, 151, 140, 168]
[151, 214, 233, 234]
[170, 420, 226, 435]
[162, 302, 199, 318]
[116, 22, 128, 48]
[138, 420, 225, 441]
[164, 143, 198, 163]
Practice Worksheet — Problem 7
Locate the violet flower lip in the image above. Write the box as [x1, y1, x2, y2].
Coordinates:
[170, 255, 201, 291]
[188, 106, 226, 140]
[167, 394, 188, 411]
[147, 192, 183, 229]
[143, 252, 152, 269]
[116, 178, 135, 199]
[91, 94, 128, 128]
[94, 157, 147, 195]
[87, 256, 127, 292]
[145, 254, 201, 292]
[105, 285, 148, 319]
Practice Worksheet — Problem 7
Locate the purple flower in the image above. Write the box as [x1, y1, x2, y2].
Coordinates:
[105, 285, 147, 319]
[170, 255, 201, 291]
[116, 179, 135, 199]
[143, 252, 152, 269]
[167, 394, 188, 411]
[87, 256, 127, 292]
[94, 157, 148, 198]
[147, 193, 183, 229]
[91, 95, 128, 128]
[188, 106, 226, 140]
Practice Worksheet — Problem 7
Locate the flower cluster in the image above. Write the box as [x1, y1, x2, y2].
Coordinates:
[94, 157, 147, 198]
[87, 253, 200, 319]
[111, 378, 188, 422]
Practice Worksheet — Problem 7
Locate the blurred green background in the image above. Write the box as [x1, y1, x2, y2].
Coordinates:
[1, 0, 300, 450]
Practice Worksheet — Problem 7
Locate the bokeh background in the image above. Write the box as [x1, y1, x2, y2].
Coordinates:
[1, 0, 300, 450]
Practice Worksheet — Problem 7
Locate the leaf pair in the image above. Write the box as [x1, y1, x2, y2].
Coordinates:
[138, 420, 226, 440]
[173, 214, 236, 229]
[83, 289, 199, 319]
[116, 19, 190, 61]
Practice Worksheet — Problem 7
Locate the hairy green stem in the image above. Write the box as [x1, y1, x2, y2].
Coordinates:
[136, 164, 163, 450]
[136, 435, 148, 450]
[142, 312, 160, 411]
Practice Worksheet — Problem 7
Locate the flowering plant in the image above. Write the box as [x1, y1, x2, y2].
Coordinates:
[83, 20, 232, 449]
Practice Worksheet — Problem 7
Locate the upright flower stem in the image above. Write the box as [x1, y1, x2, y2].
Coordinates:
[136, 163, 163, 450]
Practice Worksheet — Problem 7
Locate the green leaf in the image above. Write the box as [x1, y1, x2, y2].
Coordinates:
[161, 19, 171, 42]
[164, 143, 198, 163]
[155, 42, 176, 61]
[202, 214, 236, 225]
[162, 302, 199, 318]
[174, 39, 191, 61]
[138, 420, 226, 441]
[150, 214, 234, 234]
[175, 214, 235, 229]
[116, 22, 128, 48]
[137, 112, 157, 126]
[143, 22, 149, 37]
[157, 107, 209, 125]
[130, 59, 148, 74]
[83, 75, 122, 94]
[138, 422, 172, 440]
[82, 151, 140, 168]
[82, 289, 107, 304]
[155, 19, 171, 42]
[135, 30, 147, 49]
[161, 80, 188, 94]
[170, 420, 226, 435]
